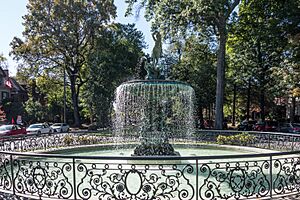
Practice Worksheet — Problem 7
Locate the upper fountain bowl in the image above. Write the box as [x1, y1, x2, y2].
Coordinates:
[113, 79, 195, 156]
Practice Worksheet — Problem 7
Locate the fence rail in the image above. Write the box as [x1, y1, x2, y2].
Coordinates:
[0, 130, 300, 199]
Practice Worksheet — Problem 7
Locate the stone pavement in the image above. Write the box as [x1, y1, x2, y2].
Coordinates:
[270, 194, 300, 200]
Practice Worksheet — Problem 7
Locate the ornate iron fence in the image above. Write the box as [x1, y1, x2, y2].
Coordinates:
[0, 130, 300, 199]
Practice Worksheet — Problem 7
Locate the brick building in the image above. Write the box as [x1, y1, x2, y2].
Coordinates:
[0, 68, 27, 103]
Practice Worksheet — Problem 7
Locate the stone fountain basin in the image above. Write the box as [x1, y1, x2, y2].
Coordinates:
[41, 143, 277, 165]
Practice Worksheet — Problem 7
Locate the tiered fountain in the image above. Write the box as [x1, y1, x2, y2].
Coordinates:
[113, 32, 195, 156]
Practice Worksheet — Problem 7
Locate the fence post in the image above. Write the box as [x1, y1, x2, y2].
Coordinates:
[268, 134, 271, 149]
[291, 136, 294, 151]
[10, 154, 15, 195]
[73, 158, 77, 200]
[196, 159, 198, 200]
[269, 155, 273, 198]
[44, 134, 47, 150]
[20, 137, 23, 152]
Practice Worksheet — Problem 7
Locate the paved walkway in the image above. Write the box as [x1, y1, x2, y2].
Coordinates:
[271, 194, 300, 199]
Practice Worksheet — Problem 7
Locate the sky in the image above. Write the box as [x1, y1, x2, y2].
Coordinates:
[0, 0, 153, 76]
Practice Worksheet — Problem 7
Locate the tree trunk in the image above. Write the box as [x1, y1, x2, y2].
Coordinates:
[215, 20, 227, 129]
[246, 78, 251, 120]
[291, 97, 296, 122]
[232, 83, 237, 126]
[208, 104, 211, 126]
[63, 69, 67, 123]
[70, 75, 81, 127]
[99, 103, 110, 128]
[198, 105, 204, 128]
[257, 40, 265, 122]
[260, 88, 265, 121]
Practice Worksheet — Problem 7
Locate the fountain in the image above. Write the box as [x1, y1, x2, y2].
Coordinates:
[0, 31, 291, 200]
[113, 31, 195, 156]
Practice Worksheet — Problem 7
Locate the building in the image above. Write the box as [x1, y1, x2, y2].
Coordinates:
[0, 68, 28, 124]
[0, 68, 27, 103]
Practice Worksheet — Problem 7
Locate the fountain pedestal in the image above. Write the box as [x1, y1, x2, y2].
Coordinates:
[133, 135, 179, 156]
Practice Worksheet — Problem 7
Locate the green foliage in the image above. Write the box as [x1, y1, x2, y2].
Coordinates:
[63, 134, 98, 146]
[170, 36, 216, 111]
[7, 0, 299, 127]
[126, 0, 240, 37]
[24, 97, 48, 123]
[37, 73, 64, 117]
[0, 53, 8, 69]
[217, 133, 255, 146]
[15, 70, 73, 123]
[226, 0, 300, 121]
[76, 135, 98, 145]
[0, 53, 5, 62]
[82, 23, 145, 127]
[62, 134, 75, 146]
[2, 98, 25, 123]
[10, 0, 117, 126]
[125, 0, 241, 129]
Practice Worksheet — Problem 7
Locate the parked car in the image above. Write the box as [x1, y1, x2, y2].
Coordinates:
[277, 123, 300, 134]
[26, 123, 52, 134]
[237, 120, 257, 131]
[0, 125, 27, 136]
[253, 120, 278, 132]
[50, 123, 70, 133]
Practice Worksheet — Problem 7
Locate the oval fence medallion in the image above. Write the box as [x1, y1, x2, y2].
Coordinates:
[125, 170, 143, 195]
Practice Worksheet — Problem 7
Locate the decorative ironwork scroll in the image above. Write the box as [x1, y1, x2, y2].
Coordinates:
[199, 160, 270, 199]
[76, 162, 195, 200]
[13, 158, 74, 199]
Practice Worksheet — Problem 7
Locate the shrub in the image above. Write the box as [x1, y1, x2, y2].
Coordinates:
[237, 133, 255, 145]
[77, 135, 98, 145]
[63, 134, 75, 146]
[63, 134, 99, 146]
[217, 133, 255, 146]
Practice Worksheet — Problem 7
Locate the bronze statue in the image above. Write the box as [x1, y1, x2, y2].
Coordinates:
[140, 56, 161, 80]
[139, 31, 165, 80]
[151, 31, 162, 66]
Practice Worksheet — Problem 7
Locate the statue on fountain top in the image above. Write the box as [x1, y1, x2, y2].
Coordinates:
[151, 31, 162, 67]
[139, 31, 166, 80]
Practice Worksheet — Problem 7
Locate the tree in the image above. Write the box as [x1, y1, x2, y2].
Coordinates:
[35, 71, 68, 121]
[10, 0, 116, 127]
[0, 106, 7, 123]
[227, 0, 300, 121]
[82, 23, 145, 127]
[0, 53, 8, 69]
[24, 97, 48, 123]
[125, 0, 241, 129]
[170, 36, 216, 126]
[15, 66, 73, 123]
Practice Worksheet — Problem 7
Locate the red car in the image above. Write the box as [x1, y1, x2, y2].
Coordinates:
[253, 121, 278, 132]
[0, 125, 27, 136]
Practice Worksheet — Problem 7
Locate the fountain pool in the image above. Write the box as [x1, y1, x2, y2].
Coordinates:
[10, 141, 278, 200]
[47, 143, 264, 157]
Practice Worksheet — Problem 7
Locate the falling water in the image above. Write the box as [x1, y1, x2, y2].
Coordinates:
[113, 80, 195, 155]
